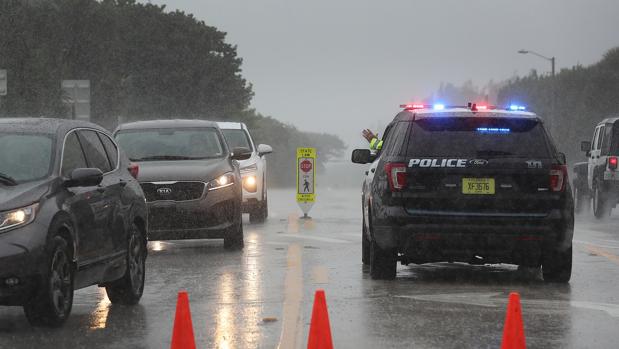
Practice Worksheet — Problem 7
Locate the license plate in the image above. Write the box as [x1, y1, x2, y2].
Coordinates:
[462, 178, 495, 195]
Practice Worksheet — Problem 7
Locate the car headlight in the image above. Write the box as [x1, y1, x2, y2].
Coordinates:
[243, 175, 258, 192]
[0, 203, 38, 233]
[207, 173, 235, 191]
[240, 164, 258, 175]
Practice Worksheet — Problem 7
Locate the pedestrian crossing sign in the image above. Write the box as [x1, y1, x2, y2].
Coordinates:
[296, 148, 316, 213]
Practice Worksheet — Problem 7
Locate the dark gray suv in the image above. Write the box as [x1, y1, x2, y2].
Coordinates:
[114, 120, 250, 249]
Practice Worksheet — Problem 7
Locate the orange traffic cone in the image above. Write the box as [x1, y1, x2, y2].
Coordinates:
[501, 292, 526, 349]
[307, 289, 334, 349]
[171, 291, 197, 349]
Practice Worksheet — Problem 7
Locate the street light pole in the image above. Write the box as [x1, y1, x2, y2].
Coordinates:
[518, 49, 557, 133]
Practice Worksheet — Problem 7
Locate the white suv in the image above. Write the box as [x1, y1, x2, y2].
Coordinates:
[218, 122, 272, 223]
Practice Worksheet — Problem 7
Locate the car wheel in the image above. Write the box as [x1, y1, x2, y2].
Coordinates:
[574, 185, 589, 214]
[224, 208, 244, 250]
[369, 239, 396, 280]
[542, 247, 572, 283]
[23, 236, 74, 327]
[249, 200, 268, 223]
[362, 220, 370, 266]
[593, 183, 610, 219]
[106, 223, 146, 305]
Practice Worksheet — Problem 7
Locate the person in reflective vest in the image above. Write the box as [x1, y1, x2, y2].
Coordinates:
[362, 129, 383, 151]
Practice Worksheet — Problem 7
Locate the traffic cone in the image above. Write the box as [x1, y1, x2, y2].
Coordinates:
[500, 292, 526, 349]
[170, 291, 197, 349]
[307, 289, 334, 349]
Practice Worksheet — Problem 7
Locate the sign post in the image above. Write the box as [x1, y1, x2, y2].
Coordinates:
[296, 147, 316, 218]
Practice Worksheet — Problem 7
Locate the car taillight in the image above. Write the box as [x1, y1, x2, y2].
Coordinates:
[128, 163, 139, 179]
[385, 162, 407, 192]
[609, 156, 618, 170]
[550, 164, 567, 192]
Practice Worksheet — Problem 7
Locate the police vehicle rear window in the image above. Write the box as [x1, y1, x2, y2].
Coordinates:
[406, 117, 550, 158]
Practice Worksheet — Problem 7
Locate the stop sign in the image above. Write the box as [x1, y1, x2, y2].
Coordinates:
[300, 159, 313, 173]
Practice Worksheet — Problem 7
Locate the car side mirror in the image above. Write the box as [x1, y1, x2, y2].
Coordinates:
[257, 144, 273, 156]
[231, 147, 252, 161]
[581, 141, 591, 152]
[64, 168, 103, 187]
[557, 152, 567, 165]
[351, 149, 374, 164]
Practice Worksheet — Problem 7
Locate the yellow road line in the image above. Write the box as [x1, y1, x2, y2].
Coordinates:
[585, 245, 619, 265]
[278, 243, 303, 349]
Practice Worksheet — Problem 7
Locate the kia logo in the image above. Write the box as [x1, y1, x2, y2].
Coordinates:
[469, 159, 489, 166]
[157, 187, 172, 195]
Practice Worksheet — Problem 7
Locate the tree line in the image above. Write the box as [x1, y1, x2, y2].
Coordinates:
[0, 0, 346, 186]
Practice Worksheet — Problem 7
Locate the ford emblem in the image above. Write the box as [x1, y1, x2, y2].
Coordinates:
[469, 159, 489, 166]
[157, 187, 172, 195]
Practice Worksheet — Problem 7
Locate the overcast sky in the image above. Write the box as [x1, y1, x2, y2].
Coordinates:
[149, 0, 619, 149]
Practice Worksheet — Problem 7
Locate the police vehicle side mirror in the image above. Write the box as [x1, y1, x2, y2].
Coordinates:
[581, 141, 591, 153]
[557, 152, 567, 165]
[64, 168, 103, 188]
[351, 149, 372, 164]
[231, 147, 252, 161]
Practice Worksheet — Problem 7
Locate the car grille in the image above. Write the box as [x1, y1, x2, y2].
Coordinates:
[140, 182, 206, 202]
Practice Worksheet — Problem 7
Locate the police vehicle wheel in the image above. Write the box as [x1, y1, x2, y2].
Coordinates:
[574, 186, 589, 214]
[362, 221, 370, 265]
[369, 239, 396, 280]
[106, 223, 146, 305]
[593, 184, 610, 219]
[224, 209, 244, 250]
[542, 247, 572, 283]
[23, 236, 74, 327]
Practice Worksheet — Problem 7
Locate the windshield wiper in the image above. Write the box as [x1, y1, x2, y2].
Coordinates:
[132, 155, 204, 161]
[0, 172, 18, 186]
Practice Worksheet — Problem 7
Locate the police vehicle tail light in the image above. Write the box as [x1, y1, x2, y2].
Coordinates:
[549, 164, 567, 192]
[128, 163, 139, 179]
[385, 162, 407, 191]
[608, 156, 618, 170]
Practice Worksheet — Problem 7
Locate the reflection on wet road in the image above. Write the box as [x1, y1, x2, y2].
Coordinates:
[2, 188, 619, 348]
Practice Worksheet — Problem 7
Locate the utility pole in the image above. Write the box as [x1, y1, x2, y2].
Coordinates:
[518, 50, 557, 135]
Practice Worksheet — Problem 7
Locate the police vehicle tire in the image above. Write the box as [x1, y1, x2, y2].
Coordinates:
[362, 221, 370, 265]
[224, 209, 244, 250]
[593, 183, 610, 219]
[23, 236, 74, 327]
[369, 239, 396, 280]
[106, 223, 146, 305]
[542, 247, 572, 283]
[573, 186, 589, 214]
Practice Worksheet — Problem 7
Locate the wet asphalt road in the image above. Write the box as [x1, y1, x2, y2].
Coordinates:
[2, 188, 619, 348]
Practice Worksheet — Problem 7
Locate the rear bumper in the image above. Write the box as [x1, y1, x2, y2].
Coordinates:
[372, 205, 573, 265]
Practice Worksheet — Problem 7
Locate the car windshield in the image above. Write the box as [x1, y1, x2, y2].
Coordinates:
[115, 128, 224, 161]
[221, 129, 253, 151]
[0, 133, 54, 184]
[407, 117, 550, 158]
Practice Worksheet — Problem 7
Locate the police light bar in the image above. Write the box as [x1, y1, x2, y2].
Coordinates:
[400, 103, 427, 110]
[508, 105, 526, 111]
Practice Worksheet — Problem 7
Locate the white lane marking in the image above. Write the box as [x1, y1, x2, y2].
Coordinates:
[277, 233, 350, 244]
[573, 239, 619, 250]
[395, 293, 619, 318]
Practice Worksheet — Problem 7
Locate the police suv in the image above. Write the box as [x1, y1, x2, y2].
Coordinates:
[352, 104, 574, 282]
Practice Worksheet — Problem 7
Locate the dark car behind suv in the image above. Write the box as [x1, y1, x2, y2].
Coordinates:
[352, 105, 574, 282]
[114, 119, 250, 249]
[0, 118, 148, 326]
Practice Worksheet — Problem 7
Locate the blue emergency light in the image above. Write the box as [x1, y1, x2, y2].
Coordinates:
[508, 105, 526, 111]
[477, 127, 511, 133]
